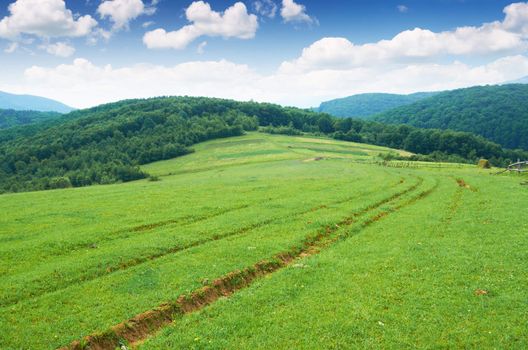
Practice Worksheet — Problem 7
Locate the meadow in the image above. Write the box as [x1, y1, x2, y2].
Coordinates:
[0, 133, 526, 349]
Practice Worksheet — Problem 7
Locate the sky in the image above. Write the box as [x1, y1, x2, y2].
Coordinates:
[0, 0, 528, 109]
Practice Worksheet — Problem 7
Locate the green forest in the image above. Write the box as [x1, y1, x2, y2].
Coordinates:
[372, 84, 528, 150]
[317, 92, 437, 118]
[0, 109, 61, 129]
[1, 96, 526, 193]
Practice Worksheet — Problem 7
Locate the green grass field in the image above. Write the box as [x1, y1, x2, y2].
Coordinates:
[0, 133, 526, 349]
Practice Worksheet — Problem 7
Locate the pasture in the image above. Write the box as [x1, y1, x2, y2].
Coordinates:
[0, 133, 526, 349]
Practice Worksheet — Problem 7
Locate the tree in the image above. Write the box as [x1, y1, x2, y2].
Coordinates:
[318, 116, 335, 133]
[49, 177, 72, 189]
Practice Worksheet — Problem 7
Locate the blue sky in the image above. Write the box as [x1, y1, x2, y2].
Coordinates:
[0, 0, 527, 108]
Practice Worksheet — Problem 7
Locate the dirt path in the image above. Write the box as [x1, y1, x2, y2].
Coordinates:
[61, 177, 436, 350]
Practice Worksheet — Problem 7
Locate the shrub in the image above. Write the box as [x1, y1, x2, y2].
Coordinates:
[478, 159, 491, 169]
[49, 176, 72, 189]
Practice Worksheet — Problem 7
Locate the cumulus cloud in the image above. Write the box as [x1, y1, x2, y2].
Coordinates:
[4, 2, 528, 108]
[10, 54, 528, 109]
[143, 1, 258, 50]
[254, 0, 278, 19]
[280, 3, 528, 73]
[20, 58, 259, 107]
[503, 1, 528, 35]
[0, 0, 97, 39]
[97, 0, 156, 30]
[280, 0, 315, 24]
[40, 41, 75, 57]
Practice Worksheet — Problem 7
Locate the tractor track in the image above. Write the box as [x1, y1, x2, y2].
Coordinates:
[59, 175, 435, 350]
[1, 177, 410, 309]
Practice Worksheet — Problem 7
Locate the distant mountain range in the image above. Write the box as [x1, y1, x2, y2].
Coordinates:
[506, 76, 528, 84]
[0, 91, 74, 113]
[316, 92, 438, 118]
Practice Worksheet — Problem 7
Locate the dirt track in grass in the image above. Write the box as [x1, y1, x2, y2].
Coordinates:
[62, 176, 438, 350]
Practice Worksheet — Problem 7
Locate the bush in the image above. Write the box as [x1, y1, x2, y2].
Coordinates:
[260, 124, 302, 136]
[49, 176, 72, 189]
[478, 159, 491, 168]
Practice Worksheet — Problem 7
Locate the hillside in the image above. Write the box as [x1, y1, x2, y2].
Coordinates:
[1, 96, 527, 194]
[1, 133, 526, 349]
[372, 84, 528, 150]
[0, 109, 62, 129]
[317, 92, 437, 118]
[0, 91, 74, 113]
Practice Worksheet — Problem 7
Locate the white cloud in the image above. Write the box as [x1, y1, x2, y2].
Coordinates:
[4, 2, 528, 109]
[280, 2, 528, 74]
[10, 54, 528, 109]
[143, 1, 258, 49]
[503, 1, 528, 35]
[197, 41, 207, 54]
[40, 41, 75, 57]
[142, 21, 155, 28]
[97, 0, 156, 30]
[397, 5, 408, 13]
[280, 32, 513, 74]
[20, 58, 260, 107]
[280, 0, 315, 24]
[4, 42, 18, 53]
[0, 0, 97, 39]
[254, 0, 277, 19]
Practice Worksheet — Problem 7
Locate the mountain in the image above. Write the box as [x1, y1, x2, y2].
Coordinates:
[506, 76, 528, 84]
[1, 96, 526, 194]
[0, 109, 62, 129]
[0, 91, 74, 113]
[372, 84, 528, 150]
[316, 92, 438, 118]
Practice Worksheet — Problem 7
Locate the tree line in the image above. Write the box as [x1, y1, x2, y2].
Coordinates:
[0, 96, 526, 193]
[0, 109, 61, 129]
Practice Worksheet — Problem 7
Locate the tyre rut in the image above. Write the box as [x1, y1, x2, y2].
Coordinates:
[59, 176, 435, 350]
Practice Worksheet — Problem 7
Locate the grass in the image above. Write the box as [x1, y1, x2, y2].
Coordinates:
[0, 132, 526, 349]
[141, 172, 528, 349]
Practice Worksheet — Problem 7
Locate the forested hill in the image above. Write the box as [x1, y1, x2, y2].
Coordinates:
[0, 91, 74, 113]
[1, 96, 526, 194]
[317, 92, 437, 118]
[372, 84, 528, 150]
[0, 109, 62, 129]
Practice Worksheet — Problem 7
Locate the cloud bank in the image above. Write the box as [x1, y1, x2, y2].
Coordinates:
[9, 53, 527, 109]
[2, 1, 528, 109]
[280, 2, 528, 74]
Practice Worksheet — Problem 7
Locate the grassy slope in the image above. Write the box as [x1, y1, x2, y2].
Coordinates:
[0, 133, 409, 349]
[142, 141, 527, 348]
[0, 133, 526, 349]
[143, 170, 528, 349]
